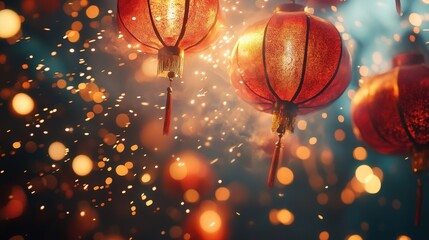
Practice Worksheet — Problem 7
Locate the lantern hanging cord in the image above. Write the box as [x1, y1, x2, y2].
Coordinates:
[268, 132, 284, 188]
[415, 175, 423, 226]
[395, 0, 402, 16]
[268, 101, 297, 188]
[411, 147, 428, 225]
[163, 72, 175, 135]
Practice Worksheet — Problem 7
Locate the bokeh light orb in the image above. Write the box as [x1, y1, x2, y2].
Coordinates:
[72, 155, 93, 176]
[276, 167, 294, 186]
[277, 209, 294, 225]
[0, 9, 21, 38]
[48, 141, 67, 161]
[0, 185, 27, 220]
[11, 93, 34, 115]
[355, 165, 373, 184]
[199, 210, 222, 233]
[215, 187, 230, 201]
[364, 175, 381, 194]
[169, 161, 188, 181]
[163, 151, 215, 196]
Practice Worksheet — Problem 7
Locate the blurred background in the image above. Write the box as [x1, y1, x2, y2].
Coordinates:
[0, 0, 428, 239]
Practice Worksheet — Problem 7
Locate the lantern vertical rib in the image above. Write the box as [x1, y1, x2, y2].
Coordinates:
[397, 92, 420, 147]
[174, 0, 191, 47]
[366, 83, 395, 146]
[184, 1, 220, 51]
[262, 15, 282, 102]
[235, 43, 276, 103]
[295, 25, 343, 105]
[290, 15, 310, 102]
[147, 0, 168, 48]
[116, 9, 159, 51]
[262, 15, 281, 101]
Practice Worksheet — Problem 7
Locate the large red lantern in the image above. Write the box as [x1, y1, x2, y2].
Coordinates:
[351, 53, 429, 225]
[230, 3, 351, 187]
[117, 0, 222, 134]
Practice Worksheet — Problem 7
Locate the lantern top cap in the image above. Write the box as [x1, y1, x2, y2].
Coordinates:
[393, 53, 425, 67]
[274, 3, 305, 13]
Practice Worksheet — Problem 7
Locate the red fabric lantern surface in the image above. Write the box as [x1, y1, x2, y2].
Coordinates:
[230, 3, 351, 187]
[351, 53, 429, 225]
[117, 0, 222, 134]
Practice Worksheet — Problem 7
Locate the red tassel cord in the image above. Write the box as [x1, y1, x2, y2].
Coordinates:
[415, 176, 423, 226]
[395, 0, 402, 16]
[163, 75, 174, 135]
[268, 133, 284, 188]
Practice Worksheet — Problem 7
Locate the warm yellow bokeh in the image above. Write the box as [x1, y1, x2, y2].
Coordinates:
[0, 9, 21, 38]
[409, 13, 422, 27]
[277, 209, 294, 225]
[355, 165, 373, 184]
[353, 147, 367, 161]
[12, 93, 34, 115]
[48, 142, 67, 161]
[215, 187, 230, 201]
[296, 146, 311, 160]
[141, 173, 151, 183]
[86, 5, 99, 19]
[347, 234, 363, 240]
[116, 165, 129, 176]
[199, 210, 222, 233]
[72, 155, 93, 176]
[276, 167, 294, 185]
[397, 235, 411, 240]
[169, 161, 187, 180]
[184, 189, 200, 203]
[364, 175, 381, 194]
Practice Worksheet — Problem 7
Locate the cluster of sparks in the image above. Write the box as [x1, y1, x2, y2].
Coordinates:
[0, 0, 428, 239]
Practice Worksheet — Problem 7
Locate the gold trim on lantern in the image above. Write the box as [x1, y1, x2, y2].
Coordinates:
[157, 46, 184, 78]
[271, 101, 298, 134]
[411, 147, 429, 173]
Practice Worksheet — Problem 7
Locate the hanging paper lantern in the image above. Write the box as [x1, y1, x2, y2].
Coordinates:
[229, 3, 351, 187]
[117, 0, 222, 134]
[351, 53, 429, 225]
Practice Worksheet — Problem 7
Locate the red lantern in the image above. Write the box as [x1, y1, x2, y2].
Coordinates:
[230, 3, 351, 187]
[117, 0, 222, 134]
[351, 53, 429, 225]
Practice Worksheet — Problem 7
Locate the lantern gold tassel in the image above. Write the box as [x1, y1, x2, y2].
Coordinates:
[157, 47, 184, 78]
[411, 147, 428, 225]
[268, 101, 297, 187]
[163, 73, 175, 135]
[271, 101, 298, 134]
[268, 133, 284, 188]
